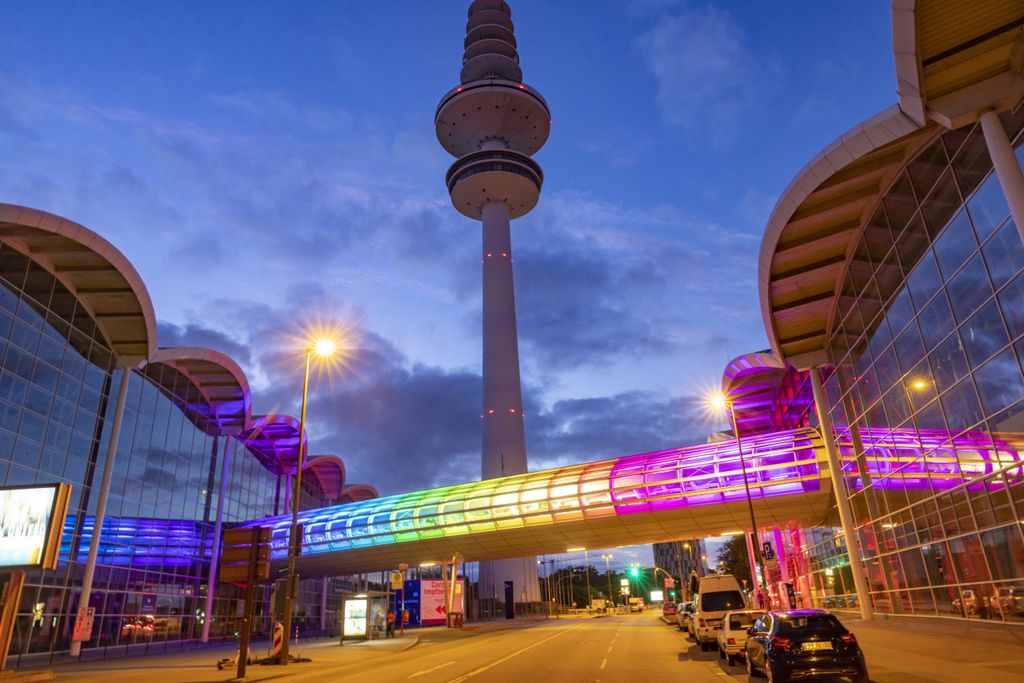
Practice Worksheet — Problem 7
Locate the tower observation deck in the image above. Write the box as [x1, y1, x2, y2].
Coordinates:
[435, 0, 550, 606]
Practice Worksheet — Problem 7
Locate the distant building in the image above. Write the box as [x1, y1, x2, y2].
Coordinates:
[653, 539, 706, 597]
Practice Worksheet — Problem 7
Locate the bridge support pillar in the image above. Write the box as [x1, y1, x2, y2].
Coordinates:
[809, 367, 873, 621]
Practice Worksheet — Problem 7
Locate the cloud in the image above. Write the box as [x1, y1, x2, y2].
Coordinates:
[636, 5, 777, 143]
[156, 321, 254, 366]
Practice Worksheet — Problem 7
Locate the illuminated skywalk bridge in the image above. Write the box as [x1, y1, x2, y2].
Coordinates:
[244, 427, 1023, 577]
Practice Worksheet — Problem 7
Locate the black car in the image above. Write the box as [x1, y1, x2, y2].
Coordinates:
[744, 609, 868, 682]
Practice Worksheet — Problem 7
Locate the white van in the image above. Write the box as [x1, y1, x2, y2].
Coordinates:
[693, 574, 747, 650]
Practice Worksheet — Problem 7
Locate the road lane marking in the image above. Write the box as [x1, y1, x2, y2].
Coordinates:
[606, 645, 613, 654]
[445, 621, 588, 683]
[600, 658, 607, 669]
[409, 661, 456, 678]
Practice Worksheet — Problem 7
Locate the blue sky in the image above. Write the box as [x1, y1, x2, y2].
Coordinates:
[1, 1, 895, 568]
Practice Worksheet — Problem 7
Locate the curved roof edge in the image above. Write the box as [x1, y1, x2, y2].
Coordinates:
[337, 484, 379, 504]
[303, 455, 347, 501]
[149, 346, 252, 436]
[237, 414, 308, 475]
[757, 105, 925, 367]
[0, 203, 158, 364]
[893, 0, 1024, 130]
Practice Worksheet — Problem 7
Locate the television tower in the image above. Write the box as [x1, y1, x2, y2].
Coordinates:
[435, 0, 549, 605]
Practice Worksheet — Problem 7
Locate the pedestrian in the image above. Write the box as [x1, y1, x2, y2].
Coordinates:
[385, 610, 396, 638]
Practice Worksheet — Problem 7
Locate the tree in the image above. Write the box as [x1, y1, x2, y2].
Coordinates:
[715, 537, 752, 586]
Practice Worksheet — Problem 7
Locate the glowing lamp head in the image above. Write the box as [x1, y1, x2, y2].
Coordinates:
[313, 338, 338, 358]
[709, 391, 729, 412]
[910, 378, 929, 391]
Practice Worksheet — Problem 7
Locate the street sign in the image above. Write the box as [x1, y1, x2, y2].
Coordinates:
[391, 572, 403, 589]
[620, 578, 629, 587]
[221, 545, 271, 564]
[763, 541, 775, 561]
[219, 526, 272, 583]
[71, 607, 94, 642]
[663, 577, 675, 589]
[223, 527, 271, 545]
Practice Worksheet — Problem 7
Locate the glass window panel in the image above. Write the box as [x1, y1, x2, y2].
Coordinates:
[967, 172, 1011, 239]
[933, 210, 977, 279]
[896, 213, 931, 279]
[982, 219, 1024, 289]
[873, 346, 901, 394]
[915, 398, 947, 431]
[948, 535, 992, 583]
[904, 361, 937, 410]
[883, 171, 918, 235]
[894, 323, 926, 374]
[908, 141, 948, 199]
[907, 251, 942, 309]
[941, 378, 984, 434]
[961, 299, 1009, 367]
[882, 384, 912, 426]
[1000, 271, 1024, 339]
[981, 526, 1024, 583]
[885, 288, 914, 337]
[929, 332, 970, 392]
[920, 168, 962, 239]
[917, 292, 954, 347]
[973, 348, 1024, 416]
[947, 254, 993, 323]
[951, 125, 991, 201]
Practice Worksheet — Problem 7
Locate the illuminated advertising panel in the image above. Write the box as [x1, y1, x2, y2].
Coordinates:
[343, 598, 367, 637]
[0, 484, 70, 570]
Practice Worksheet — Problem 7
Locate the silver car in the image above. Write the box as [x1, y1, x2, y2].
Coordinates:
[676, 601, 695, 634]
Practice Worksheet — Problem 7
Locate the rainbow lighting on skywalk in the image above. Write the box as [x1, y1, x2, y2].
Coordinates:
[244, 428, 1022, 574]
[56, 429, 1023, 572]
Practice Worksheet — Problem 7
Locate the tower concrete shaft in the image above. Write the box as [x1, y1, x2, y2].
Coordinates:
[435, 0, 549, 606]
[481, 201, 526, 479]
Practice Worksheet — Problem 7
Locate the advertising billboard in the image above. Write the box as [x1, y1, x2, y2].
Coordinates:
[0, 484, 70, 570]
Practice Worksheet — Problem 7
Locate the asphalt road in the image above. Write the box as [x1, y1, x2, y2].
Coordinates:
[382, 613, 744, 683]
[29, 611, 1024, 682]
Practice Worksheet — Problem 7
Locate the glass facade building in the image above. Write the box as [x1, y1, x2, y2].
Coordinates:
[0, 219, 369, 662]
[820, 109, 1024, 622]
[755, 108, 1024, 624]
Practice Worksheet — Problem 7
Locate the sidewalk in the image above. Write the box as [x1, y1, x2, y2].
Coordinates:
[839, 614, 1024, 682]
[8, 633, 420, 683]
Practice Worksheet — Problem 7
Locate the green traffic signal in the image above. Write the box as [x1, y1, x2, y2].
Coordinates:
[629, 566, 639, 577]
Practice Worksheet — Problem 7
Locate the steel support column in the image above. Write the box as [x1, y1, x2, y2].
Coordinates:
[809, 367, 873, 621]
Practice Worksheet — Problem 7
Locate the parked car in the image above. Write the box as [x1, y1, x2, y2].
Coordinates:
[693, 573, 747, 651]
[677, 601, 695, 633]
[744, 609, 868, 682]
[716, 609, 758, 666]
[663, 602, 678, 617]
[996, 587, 1024, 617]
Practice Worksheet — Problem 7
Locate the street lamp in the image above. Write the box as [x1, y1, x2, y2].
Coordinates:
[568, 548, 592, 611]
[280, 335, 340, 664]
[709, 390, 769, 607]
[601, 554, 613, 606]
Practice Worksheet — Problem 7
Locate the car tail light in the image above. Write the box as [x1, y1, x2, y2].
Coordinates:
[770, 636, 792, 652]
[727, 638, 735, 645]
[840, 632, 857, 646]
[699, 619, 706, 627]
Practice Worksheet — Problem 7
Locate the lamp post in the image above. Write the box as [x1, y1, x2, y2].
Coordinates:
[280, 337, 337, 664]
[711, 391, 769, 607]
[602, 554, 613, 606]
[583, 549, 592, 611]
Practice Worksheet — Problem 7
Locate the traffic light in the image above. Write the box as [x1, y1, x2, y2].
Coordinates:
[629, 566, 640, 578]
